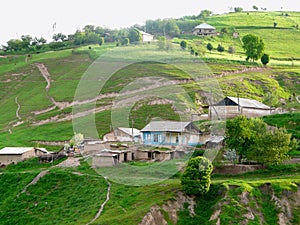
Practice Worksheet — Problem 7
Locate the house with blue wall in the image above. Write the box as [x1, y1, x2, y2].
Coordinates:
[141, 121, 201, 146]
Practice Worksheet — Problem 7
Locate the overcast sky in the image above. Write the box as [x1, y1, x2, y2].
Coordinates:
[0, 0, 299, 45]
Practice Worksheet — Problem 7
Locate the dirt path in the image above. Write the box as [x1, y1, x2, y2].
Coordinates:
[34, 63, 51, 91]
[86, 177, 111, 225]
[55, 157, 81, 168]
[215, 66, 269, 78]
[17, 170, 49, 197]
[15, 96, 21, 120]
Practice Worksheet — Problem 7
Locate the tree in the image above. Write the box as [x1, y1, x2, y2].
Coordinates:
[248, 128, 297, 165]
[234, 7, 243, 12]
[181, 156, 213, 195]
[261, 53, 270, 65]
[99, 37, 104, 46]
[180, 40, 187, 50]
[164, 19, 180, 37]
[228, 46, 236, 54]
[221, 28, 228, 34]
[225, 115, 268, 163]
[217, 44, 225, 53]
[198, 10, 212, 19]
[242, 34, 265, 61]
[121, 38, 130, 46]
[128, 28, 142, 43]
[157, 36, 167, 50]
[206, 43, 213, 53]
[253, 5, 259, 10]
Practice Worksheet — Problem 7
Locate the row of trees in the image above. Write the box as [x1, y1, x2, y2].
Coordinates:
[1, 25, 146, 53]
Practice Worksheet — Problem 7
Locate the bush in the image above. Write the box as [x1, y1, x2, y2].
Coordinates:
[181, 156, 213, 195]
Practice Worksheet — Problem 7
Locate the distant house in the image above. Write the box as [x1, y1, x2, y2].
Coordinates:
[103, 127, 141, 143]
[192, 23, 216, 36]
[0, 147, 35, 165]
[138, 30, 154, 42]
[141, 121, 201, 146]
[209, 96, 273, 119]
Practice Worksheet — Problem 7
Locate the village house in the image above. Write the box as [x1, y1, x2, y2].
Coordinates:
[141, 121, 201, 146]
[103, 127, 141, 143]
[0, 147, 36, 165]
[139, 30, 154, 42]
[192, 23, 216, 36]
[209, 96, 273, 119]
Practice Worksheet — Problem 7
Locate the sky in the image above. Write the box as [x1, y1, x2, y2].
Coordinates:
[0, 0, 299, 45]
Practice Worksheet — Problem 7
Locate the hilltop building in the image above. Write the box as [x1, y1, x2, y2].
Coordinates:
[192, 23, 216, 36]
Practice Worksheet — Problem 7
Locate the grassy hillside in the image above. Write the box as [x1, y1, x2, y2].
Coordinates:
[1, 158, 299, 224]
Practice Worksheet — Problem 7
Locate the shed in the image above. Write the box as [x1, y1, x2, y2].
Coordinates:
[209, 96, 273, 119]
[0, 147, 35, 165]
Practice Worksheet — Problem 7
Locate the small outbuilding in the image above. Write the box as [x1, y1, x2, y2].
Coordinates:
[192, 23, 216, 36]
[92, 149, 133, 168]
[0, 147, 35, 166]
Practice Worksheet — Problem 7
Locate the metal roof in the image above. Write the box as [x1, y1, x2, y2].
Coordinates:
[118, 127, 140, 137]
[194, 23, 216, 30]
[227, 96, 271, 109]
[0, 147, 34, 155]
[141, 121, 194, 132]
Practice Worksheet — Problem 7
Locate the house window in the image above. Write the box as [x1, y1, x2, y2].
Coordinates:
[153, 134, 160, 143]
[146, 134, 151, 142]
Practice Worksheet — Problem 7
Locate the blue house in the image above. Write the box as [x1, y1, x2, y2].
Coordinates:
[141, 121, 201, 146]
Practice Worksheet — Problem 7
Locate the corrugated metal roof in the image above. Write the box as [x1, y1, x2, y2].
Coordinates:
[194, 23, 216, 30]
[227, 96, 270, 109]
[118, 127, 140, 137]
[141, 121, 193, 132]
[0, 147, 34, 155]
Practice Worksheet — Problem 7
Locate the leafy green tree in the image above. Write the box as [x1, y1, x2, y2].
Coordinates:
[242, 34, 265, 61]
[181, 156, 213, 195]
[121, 38, 130, 46]
[99, 37, 104, 46]
[217, 44, 225, 53]
[221, 28, 228, 33]
[253, 5, 259, 10]
[157, 36, 167, 50]
[164, 19, 180, 37]
[248, 128, 297, 165]
[261, 53, 270, 65]
[198, 10, 212, 19]
[228, 46, 236, 54]
[225, 115, 268, 162]
[128, 28, 142, 43]
[206, 43, 213, 53]
[234, 7, 243, 12]
[180, 40, 187, 49]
